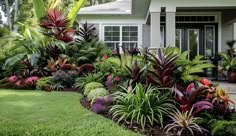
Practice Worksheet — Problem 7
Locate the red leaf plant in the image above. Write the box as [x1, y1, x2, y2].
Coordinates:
[40, 7, 75, 43]
[173, 83, 213, 115]
[200, 78, 235, 114]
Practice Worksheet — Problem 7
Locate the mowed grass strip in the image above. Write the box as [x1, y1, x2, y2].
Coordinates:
[0, 89, 141, 136]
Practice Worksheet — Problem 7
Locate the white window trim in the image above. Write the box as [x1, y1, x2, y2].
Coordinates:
[204, 25, 216, 57]
[160, 25, 165, 48]
[176, 29, 182, 52]
[102, 24, 142, 49]
[188, 29, 200, 59]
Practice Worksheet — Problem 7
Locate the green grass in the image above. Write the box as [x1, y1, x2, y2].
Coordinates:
[0, 89, 141, 136]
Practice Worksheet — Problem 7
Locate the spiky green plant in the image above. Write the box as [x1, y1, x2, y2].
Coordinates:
[109, 84, 175, 129]
[73, 72, 103, 89]
[165, 108, 208, 136]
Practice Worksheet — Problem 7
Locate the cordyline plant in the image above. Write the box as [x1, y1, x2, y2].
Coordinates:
[172, 81, 214, 115]
[40, 7, 75, 43]
[125, 60, 147, 85]
[200, 78, 235, 115]
[145, 48, 179, 88]
[36, 0, 87, 43]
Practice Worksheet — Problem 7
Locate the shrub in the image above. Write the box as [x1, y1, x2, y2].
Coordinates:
[109, 84, 175, 129]
[87, 88, 109, 100]
[84, 82, 104, 96]
[52, 70, 78, 87]
[78, 63, 95, 76]
[73, 72, 104, 89]
[91, 95, 113, 114]
[211, 121, 236, 136]
[165, 107, 208, 136]
[36, 76, 53, 90]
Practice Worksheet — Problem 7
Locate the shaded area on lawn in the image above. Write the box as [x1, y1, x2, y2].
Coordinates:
[0, 89, 141, 136]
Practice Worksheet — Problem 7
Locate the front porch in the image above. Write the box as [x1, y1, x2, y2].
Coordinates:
[147, 7, 236, 53]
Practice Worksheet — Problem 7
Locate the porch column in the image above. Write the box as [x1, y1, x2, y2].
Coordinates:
[166, 7, 176, 47]
[150, 8, 161, 48]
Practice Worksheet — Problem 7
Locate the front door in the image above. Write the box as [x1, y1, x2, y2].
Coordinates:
[176, 23, 218, 60]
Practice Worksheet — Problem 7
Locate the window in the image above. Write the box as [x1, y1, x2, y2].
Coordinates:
[205, 25, 215, 57]
[104, 26, 138, 49]
[176, 29, 182, 51]
[104, 26, 120, 49]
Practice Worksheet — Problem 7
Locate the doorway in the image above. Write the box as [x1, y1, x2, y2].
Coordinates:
[175, 23, 218, 59]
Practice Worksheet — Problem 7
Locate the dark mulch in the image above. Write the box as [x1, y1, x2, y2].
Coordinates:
[80, 97, 168, 136]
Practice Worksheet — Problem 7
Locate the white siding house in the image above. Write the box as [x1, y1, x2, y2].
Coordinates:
[77, 0, 236, 58]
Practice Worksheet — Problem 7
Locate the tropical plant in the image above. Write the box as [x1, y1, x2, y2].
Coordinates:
[73, 72, 104, 89]
[175, 53, 214, 84]
[39, 7, 75, 43]
[50, 82, 64, 91]
[78, 63, 95, 76]
[200, 78, 235, 115]
[110, 84, 175, 129]
[36, 76, 53, 90]
[146, 48, 179, 87]
[165, 107, 208, 136]
[173, 82, 213, 114]
[219, 40, 236, 72]
[33, 0, 86, 26]
[87, 88, 109, 100]
[125, 60, 147, 86]
[72, 41, 106, 65]
[52, 70, 78, 87]
[91, 95, 113, 114]
[212, 87, 235, 114]
[84, 82, 104, 96]
[75, 21, 97, 44]
[1, 24, 47, 70]
[210, 120, 236, 136]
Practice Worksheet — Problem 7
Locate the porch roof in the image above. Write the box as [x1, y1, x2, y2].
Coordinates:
[79, 0, 132, 15]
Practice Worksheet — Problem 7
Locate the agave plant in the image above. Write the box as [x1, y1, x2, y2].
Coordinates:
[165, 108, 208, 136]
[110, 84, 175, 129]
[146, 48, 179, 87]
[173, 83, 213, 114]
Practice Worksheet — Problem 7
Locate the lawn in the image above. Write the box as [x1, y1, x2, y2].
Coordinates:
[0, 89, 140, 136]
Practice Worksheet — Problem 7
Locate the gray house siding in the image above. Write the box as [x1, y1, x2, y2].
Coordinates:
[142, 24, 150, 48]
[222, 23, 234, 51]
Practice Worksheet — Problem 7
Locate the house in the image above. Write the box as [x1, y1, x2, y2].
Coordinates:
[78, 0, 236, 60]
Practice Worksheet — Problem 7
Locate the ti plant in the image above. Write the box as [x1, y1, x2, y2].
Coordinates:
[40, 7, 75, 43]
[173, 82, 213, 114]
[125, 60, 147, 86]
[165, 107, 208, 136]
[200, 78, 235, 115]
[146, 48, 179, 88]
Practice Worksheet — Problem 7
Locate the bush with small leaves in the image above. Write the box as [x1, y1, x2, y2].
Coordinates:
[87, 88, 109, 100]
[211, 120, 236, 136]
[36, 76, 53, 90]
[84, 82, 104, 96]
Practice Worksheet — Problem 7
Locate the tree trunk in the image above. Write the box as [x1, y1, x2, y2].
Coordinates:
[5, 0, 12, 30]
